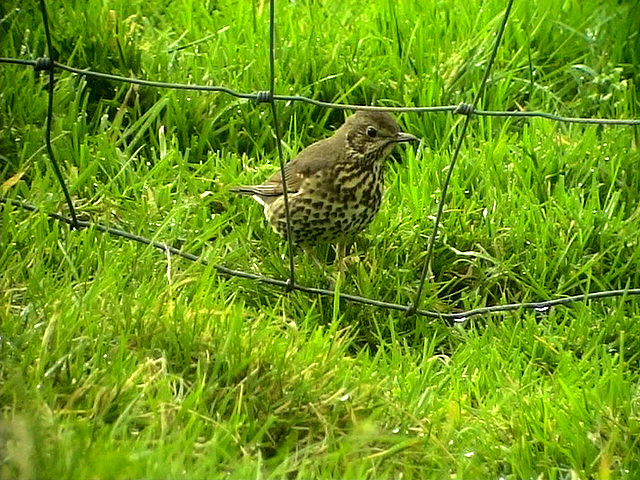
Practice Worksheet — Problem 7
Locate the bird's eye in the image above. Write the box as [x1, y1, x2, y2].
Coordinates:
[366, 126, 377, 138]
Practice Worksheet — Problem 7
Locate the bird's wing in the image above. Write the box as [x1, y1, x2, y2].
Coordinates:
[239, 133, 344, 199]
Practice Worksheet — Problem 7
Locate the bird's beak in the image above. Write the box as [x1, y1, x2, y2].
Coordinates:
[394, 132, 419, 143]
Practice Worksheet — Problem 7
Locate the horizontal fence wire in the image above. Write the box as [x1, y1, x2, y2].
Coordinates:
[4, 197, 640, 322]
[1, 0, 640, 322]
[3, 56, 639, 125]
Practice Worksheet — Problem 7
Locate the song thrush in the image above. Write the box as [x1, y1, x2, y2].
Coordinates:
[231, 110, 418, 246]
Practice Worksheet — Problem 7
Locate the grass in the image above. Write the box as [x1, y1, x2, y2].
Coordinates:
[1, 0, 640, 478]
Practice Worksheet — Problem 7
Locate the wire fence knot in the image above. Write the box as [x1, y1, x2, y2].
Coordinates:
[254, 90, 273, 104]
[33, 57, 54, 72]
[455, 103, 475, 116]
[282, 277, 296, 293]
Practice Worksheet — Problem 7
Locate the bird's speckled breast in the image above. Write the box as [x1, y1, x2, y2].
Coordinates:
[266, 160, 384, 244]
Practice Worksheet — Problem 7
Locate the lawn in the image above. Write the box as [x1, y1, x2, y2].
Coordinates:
[1, 0, 639, 478]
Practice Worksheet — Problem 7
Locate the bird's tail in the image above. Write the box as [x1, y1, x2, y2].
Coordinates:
[229, 186, 258, 196]
[230, 184, 283, 197]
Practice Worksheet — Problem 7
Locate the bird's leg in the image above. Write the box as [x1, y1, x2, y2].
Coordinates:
[302, 245, 328, 272]
[302, 242, 349, 290]
[304, 245, 339, 291]
[335, 240, 347, 278]
[326, 240, 348, 291]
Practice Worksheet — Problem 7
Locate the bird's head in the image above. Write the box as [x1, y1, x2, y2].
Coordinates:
[344, 110, 418, 161]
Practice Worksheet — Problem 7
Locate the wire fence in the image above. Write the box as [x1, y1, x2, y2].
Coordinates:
[2, 0, 640, 322]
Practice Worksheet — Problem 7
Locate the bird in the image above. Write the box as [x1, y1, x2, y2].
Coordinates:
[231, 110, 418, 257]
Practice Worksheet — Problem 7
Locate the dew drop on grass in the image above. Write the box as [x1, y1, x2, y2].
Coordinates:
[392, 428, 400, 434]
[464, 451, 474, 458]
[340, 394, 349, 401]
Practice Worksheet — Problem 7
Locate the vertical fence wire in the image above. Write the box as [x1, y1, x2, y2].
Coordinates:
[410, 0, 515, 314]
[268, 0, 296, 288]
[39, 0, 78, 228]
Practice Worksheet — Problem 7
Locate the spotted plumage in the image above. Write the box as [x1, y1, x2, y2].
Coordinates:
[231, 110, 418, 245]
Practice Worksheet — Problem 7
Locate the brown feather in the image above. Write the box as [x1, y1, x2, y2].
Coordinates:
[230, 111, 419, 238]
[233, 123, 348, 203]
